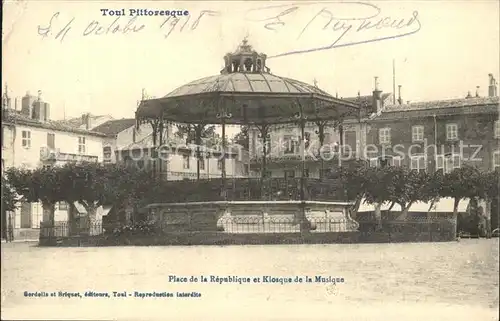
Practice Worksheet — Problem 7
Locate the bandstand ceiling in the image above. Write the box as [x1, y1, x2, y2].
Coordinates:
[135, 40, 359, 125]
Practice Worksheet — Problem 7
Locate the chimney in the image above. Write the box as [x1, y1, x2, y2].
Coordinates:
[475, 86, 480, 98]
[466, 91, 472, 99]
[488, 74, 498, 97]
[372, 76, 383, 113]
[397, 85, 403, 105]
[21, 91, 37, 117]
[82, 113, 91, 130]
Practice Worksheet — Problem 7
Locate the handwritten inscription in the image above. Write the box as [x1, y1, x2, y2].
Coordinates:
[245, 2, 421, 58]
[36, 3, 420, 58]
[36, 10, 220, 42]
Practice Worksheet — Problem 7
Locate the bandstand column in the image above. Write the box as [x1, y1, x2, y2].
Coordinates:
[257, 124, 270, 198]
[158, 120, 164, 177]
[150, 120, 159, 178]
[217, 110, 232, 200]
[194, 124, 204, 181]
[294, 110, 310, 233]
[315, 120, 327, 180]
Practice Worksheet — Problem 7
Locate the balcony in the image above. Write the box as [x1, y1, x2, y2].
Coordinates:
[40, 147, 98, 163]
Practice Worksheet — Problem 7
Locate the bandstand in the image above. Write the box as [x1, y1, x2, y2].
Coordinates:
[135, 39, 361, 236]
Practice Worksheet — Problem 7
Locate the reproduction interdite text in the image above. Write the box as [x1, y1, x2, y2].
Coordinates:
[23, 275, 344, 299]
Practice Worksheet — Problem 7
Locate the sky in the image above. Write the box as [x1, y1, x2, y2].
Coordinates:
[2, 0, 499, 124]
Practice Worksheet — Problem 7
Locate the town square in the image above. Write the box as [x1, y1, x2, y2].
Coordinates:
[1, 1, 499, 320]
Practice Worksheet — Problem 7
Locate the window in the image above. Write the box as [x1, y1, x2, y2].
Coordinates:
[391, 156, 402, 167]
[303, 169, 309, 177]
[22, 130, 31, 149]
[446, 123, 458, 141]
[47, 133, 55, 149]
[436, 154, 461, 173]
[304, 132, 311, 149]
[284, 170, 295, 179]
[410, 155, 427, 172]
[369, 158, 379, 168]
[378, 128, 391, 145]
[182, 155, 190, 169]
[217, 159, 223, 170]
[198, 158, 205, 170]
[495, 121, 500, 139]
[103, 146, 112, 162]
[493, 151, 500, 170]
[412, 126, 424, 142]
[78, 136, 86, 154]
[58, 202, 68, 211]
[283, 135, 298, 154]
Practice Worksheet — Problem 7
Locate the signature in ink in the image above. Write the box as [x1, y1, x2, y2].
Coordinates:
[245, 2, 421, 58]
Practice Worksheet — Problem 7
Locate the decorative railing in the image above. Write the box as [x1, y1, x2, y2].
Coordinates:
[145, 178, 347, 203]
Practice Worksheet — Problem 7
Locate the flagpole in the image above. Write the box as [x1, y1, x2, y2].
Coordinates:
[392, 59, 396, 104]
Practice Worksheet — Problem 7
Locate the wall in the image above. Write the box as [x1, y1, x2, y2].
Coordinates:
[366, 109, 499, 171]
[2, 122, 106, 230]
[3, 123, 105, 169]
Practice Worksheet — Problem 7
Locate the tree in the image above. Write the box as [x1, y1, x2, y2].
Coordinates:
[232, 125, 249, 150]
[441, 165, 483, 218]
[2, 175, 19, 240]
[6, 167, 66, 228]
[389, 167, 433, 220]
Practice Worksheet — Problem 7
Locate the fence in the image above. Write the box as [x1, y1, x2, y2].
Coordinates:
[38, 216, 456, 245]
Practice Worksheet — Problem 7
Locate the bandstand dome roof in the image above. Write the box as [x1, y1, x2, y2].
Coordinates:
[165, 73, 333, 98]
[136, 39, 359, 125]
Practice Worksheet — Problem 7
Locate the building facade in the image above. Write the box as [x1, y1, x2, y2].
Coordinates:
[364, 78, 499, 173]
[2, 92, 108, 236]
[247, 79, 394, 178]
[92, 119, 248, 179]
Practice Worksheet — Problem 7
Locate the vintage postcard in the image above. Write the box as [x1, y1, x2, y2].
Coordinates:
[1, 0, 499, 320]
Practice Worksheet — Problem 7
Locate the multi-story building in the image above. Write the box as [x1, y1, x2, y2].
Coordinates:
[92, 119, 248, 179]
[364, 75, 499, 173]
[248, 74, 499, 178]
[247, 79, 393, 178]
[1, 91, 108, 238]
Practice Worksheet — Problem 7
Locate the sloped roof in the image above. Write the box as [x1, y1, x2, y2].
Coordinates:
[343, 93, 393, 106]
[2, 110, 108, 137]
[384, 96, 499, 112]
[374, 96, 499, 120]
[56, 114, 113, 128]
[92, 119, 136, 136]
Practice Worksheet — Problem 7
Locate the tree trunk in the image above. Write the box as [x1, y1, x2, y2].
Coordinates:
[349, 195, 364, 220]
[374, 203, 382, 230]
[426, 197, 438, 216]
[1, 207, 7, 240]
[453, 198, 460, 238]
[42, 202, 55, 240]
[42, 202, 55, 227]
[81, 202, 99, 236]
[397, 201, 414, 220]
[67, 202, 77, 236]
